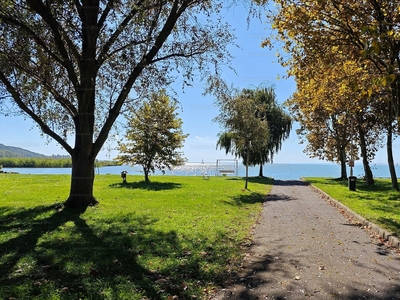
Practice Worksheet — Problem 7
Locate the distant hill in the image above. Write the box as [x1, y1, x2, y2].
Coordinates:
[0, 143, 48, 158]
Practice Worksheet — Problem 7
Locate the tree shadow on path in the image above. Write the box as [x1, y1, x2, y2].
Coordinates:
[262, 180, 309, 202]
[217, 246, 400, 300]
[212, 179, 400, 300]
[272, 179, 310, 187]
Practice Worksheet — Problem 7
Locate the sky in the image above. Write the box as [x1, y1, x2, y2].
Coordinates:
[0, 4, 396, 165]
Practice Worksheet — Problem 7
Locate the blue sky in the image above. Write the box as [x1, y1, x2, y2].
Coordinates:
[0, 5, 395, 165]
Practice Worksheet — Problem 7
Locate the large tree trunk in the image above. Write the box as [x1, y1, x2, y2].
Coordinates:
[360, 150, 374, 186]
[144, 168, 150, 183]
[340, 160, 347, 180]
[258, 164, 263, 177]
[245, 164, 249, 189]
[64, 152, 97, 209]
[387, 137, 398, 190]
[245, 147, 249, 190]
[339, 147, 348, 180]
[357, 123, 374, 186]
[386, 109, 398, 190]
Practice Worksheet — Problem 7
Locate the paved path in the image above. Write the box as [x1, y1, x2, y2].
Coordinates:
[212, 180, 400, 300]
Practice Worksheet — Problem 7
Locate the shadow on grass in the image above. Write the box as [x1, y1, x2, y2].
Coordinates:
[221, 177, 273, 206]
[0, 205, 151, 299]
[227, 176, 274, 185]
[0, 204, 234, 299]
[228, 192, 267, 206]
[314, 177, 399, 193]
[109, 181, 182, 191]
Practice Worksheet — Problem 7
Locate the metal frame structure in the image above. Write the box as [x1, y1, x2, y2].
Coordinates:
[215, 159, 238, 176]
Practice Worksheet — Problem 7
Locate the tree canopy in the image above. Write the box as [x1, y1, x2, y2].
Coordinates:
[258, 0, 399, 186]
[215, 87, 272, 188]
[115, 90, 188, 182]
[217, 86, 291, 177]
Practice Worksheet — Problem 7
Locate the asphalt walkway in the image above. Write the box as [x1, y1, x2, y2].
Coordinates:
[212, 180, 400, 300]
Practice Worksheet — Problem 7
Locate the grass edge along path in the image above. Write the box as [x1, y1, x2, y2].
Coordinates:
[0, 174, 272, 300]
[304, 177, 400, 248]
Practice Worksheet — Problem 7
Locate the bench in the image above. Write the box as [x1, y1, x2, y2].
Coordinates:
[202, 173, 210, 180]
[219, 169, 235, 175]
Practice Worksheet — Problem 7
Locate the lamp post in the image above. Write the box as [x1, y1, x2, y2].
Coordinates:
[348, 119, 356, 191]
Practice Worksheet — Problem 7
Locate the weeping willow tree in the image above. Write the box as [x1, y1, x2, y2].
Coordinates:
[215, 90, 270, 189]
[216, 86, 292, 178]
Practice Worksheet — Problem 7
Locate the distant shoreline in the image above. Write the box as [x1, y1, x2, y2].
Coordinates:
[0, 157, 117, 168]
[1, 163, 398, 180]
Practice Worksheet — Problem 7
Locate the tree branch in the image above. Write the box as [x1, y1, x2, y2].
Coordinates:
[26, 0, 81, 89]
[0, 71, 73, 154]
[97, 0, 146, 66]
[7, 55, 78, 118]
[0, 15, 64, 66]
[93, 0, 189, 155]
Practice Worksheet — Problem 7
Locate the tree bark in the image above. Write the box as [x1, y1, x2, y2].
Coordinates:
[339, 147, 348, 180]
[386, 106, 398, 190]
[357, 123, 374, 186]
[258, 164, 264, 177]
[386, 101, 399, 191]
[387, 134, 398, 190]
[64, 153, 98, 209]
[360, 151, 374, 186]
[144, 168, 150, 183]
[245, 146, 249, 189]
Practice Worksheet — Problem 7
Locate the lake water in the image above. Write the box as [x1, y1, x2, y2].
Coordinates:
[2, 162, 399, 180]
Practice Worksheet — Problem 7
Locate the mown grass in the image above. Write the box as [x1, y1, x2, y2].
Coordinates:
[0, 174, 272, 300]
[304, 177, 400, 237]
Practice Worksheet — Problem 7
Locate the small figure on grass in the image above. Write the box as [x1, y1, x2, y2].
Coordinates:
[121, 171, 128, 184]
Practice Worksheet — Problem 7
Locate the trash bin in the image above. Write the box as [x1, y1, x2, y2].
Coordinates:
[348, 176, 356, 191]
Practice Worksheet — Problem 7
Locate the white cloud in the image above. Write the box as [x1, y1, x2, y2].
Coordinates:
[195, 136, 211, 140]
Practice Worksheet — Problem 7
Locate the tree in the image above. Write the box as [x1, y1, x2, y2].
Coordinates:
[115, 90, 188, 182]
[289, 97, 352, 180]
[259, 0, 400, 113]
[215, 88, 270, 189]
[286, 56, 386, 182]
[0, 1, 233, 208]
[257, 0, 400, 187]
[249, 87, 291, 177]
[218, 87, 292, 177]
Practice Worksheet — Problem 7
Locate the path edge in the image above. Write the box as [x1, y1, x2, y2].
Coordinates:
[302, 178, 400, 249]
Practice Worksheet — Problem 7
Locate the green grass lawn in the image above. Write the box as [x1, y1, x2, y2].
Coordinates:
[304, 177, 400, 237]
[0, 174, 272, 300]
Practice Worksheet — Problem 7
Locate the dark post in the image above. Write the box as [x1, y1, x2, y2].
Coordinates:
[348, 176, 356, 191]
[348, 159, 356, 191]
[121, 171, 127, 184]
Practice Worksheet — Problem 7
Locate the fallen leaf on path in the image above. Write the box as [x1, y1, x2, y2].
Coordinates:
[180, 282, 188, 291]
[200, 251, 209, 257]
[155, 278, 168, 284]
